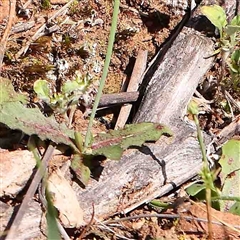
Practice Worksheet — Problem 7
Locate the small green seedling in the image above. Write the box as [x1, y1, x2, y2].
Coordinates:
[201, 5, 240, 96]
[187, 100, 215, 237]
[186, 138, 240, 215]
[201, 5, 240, 55]
[186, 100, 240, 216]
[227, 49, 240, 91]
[228, 49, 240, 74]
[34, 72, 91, 116]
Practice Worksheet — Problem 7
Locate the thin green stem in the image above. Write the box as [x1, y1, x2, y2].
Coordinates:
[193, 114, 208, 166]
[84, 0, 120, 148]
[193, 112, 213, 239]
[212, 195, 240, 202]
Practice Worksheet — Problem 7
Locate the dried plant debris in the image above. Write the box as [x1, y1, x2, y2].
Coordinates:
[47, 167, 85, 228]
[1, 0, 185, 102]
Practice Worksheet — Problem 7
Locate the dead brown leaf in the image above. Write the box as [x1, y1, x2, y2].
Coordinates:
[178, 203, 240, 239]
[47, 167, 85, 228]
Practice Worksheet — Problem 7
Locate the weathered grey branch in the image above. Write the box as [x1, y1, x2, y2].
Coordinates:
[76, 29, 214, 221]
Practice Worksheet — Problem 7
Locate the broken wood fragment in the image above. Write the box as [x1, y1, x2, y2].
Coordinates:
[115, 50, 148, 129]
[98, 91, 139, 107]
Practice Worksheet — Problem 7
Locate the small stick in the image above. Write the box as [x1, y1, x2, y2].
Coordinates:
[225, 90, 240, 112]
[102, 213, 240, 231]
[78, 204, 95, 240]
[214, 114, 240, 147]
[5, 144, 55, 240]
[11, 21, 35, 34]
[0, 0, 16, 71]
[98, 91, 139, 107]
[115, 50, 148, 129]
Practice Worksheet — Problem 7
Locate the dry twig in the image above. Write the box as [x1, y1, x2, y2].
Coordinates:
[15, 0, 75, 59]
[0, 0, 16, 71]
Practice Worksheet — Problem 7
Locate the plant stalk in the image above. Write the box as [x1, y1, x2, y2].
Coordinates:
[84, 0, 120, 148]
[193, 114, 213, 240]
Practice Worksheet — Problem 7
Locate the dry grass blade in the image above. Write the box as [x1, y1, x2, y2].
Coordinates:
[95, 218, 134, 240]
[0, 0, 16, 71]
[225, 90, 240, 112]
[15, 0, 75, 59]
[102, 212, 240, 230]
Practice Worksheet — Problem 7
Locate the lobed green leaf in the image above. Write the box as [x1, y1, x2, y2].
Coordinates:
[0, 101, 77, 151]
[86, 122, 173, 160]
[219, 139, 240, 212]
[33, 79, 51, 103]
